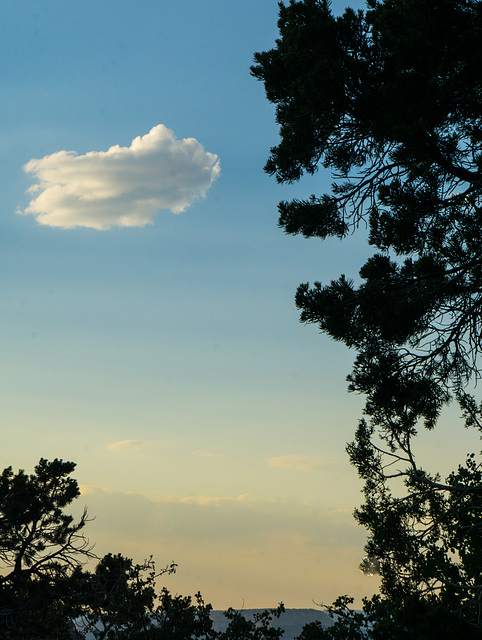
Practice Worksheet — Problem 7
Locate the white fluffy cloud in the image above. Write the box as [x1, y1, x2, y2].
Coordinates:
[19, 125, 221, 229]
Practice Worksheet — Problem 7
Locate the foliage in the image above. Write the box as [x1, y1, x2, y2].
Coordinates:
[152, 589, 218, 640]
[252, 0, 482, 636]
[73, 554, 176, 639]
[0, 458, 95, 638]
[293, 593, 482, 639]
[221, 604, 286, 640]
[252, 0, 482, 402]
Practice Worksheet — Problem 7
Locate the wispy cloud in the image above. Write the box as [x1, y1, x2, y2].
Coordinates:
[195, 450, 222, 459]
[78, 484, 99, 496]
[81, 486, 362, 551]
[19, 124, 220, 229]
[107, 439, 158, 452]
[267, 454, 327, 471]
[179, 494, 250, 507]
[81, 486, 365, 609]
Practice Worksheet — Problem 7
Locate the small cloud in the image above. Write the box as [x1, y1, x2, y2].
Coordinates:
[107, 439, 158, 452]
[268, 455, 327, 471]
[195, 450, 221, 459]
[78, 484, 97, 496]
[179, 494, 250, 507]
[19, 124, 220, 229]
[78, 484, 114, 496]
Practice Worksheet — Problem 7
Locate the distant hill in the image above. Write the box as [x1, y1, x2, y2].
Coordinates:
[210, 608, 334, 640]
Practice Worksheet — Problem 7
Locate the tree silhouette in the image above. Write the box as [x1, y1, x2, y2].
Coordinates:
[0, 457, 95, 637]
[252, 0, 482, 636]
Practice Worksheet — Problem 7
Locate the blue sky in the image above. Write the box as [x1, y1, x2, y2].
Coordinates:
[1, 0, 474, 609]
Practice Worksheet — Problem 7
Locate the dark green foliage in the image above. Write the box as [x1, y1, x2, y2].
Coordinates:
[259, 0, 482, 392]
[315, 594, 482, 640]
[253, 0, 482, 636]
[278, 196, 348, 239]
[252, 0, 482, 404]
[221, 605, 285, 640]
[0, 458, 95, 638]
[153, 589, 218, 640]
[75, 554, 177, 639]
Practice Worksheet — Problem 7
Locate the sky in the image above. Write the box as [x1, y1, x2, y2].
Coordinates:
[0, 0, 477, 611]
